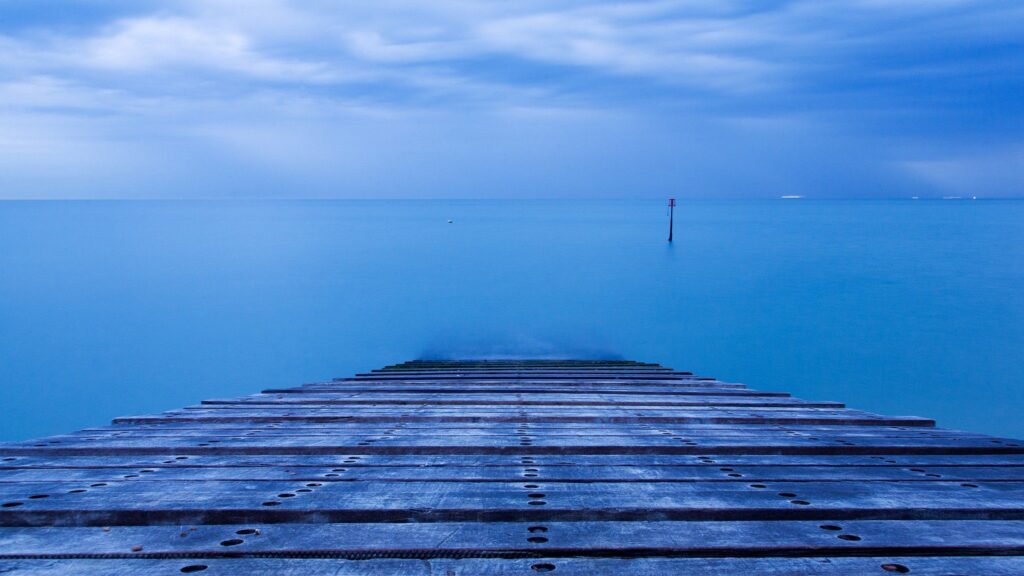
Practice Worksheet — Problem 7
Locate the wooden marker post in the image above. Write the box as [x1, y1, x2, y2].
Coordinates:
[668, 198, 676, 242]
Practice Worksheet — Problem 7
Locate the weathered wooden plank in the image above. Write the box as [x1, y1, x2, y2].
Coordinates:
[379, 360, 664, 365]
[365, 374, 706, 379]
[4, 557, 1023, 576]
[149, 403, 866, 411]
[45, 429, 994, 443]
[6, 433, 1015, 452]
[380, 364, 667, 369]
[369, 373, 691, 377]
[7, 453, 1024, 469]
[359, 371, 689, 377]
[265, 386, 786, 397]
[314, 379, 746, 389]
[203, 395, 830, 407]
[271, 384, 784, 393]
[58, 422, 962, 432]
[385, 362, 662, 367]
[2, 520, 1023, 557]
[63, 421, 983, 435]
[368, 365, 674, 369]
[354, 371, 691, 378]
[5, 464, 1024, 483]
[376, 362, 663, 366]
[2, 479, 1023, 526]
[12, 442, 1011, 457]
[107, 409, 938, 427]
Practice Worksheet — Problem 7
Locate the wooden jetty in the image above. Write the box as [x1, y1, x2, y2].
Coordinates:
[2, 358, 1024, 574]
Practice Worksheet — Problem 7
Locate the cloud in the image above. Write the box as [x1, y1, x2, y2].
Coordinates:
[475, 6, 781, 93]
[82, 17, 334, 82]
[0, 0, 1021, 198]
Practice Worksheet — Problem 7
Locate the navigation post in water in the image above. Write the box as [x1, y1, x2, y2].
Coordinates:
[668, 198, 676, 242]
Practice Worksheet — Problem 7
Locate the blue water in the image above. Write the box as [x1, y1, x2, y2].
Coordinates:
[1, 199, 1022, 441]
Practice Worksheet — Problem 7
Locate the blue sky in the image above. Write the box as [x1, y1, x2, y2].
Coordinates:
[0, 0, 1021, 198]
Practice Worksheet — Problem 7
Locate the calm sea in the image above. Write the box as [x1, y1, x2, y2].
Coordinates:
[1, 199, 1022, 440]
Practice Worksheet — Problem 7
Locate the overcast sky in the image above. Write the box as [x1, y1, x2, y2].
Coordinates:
[1, 0, 1021, 198]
